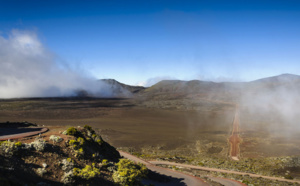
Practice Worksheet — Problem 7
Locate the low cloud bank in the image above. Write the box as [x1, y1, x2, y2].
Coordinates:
[0, 30, 126, 98]
[238, 75, 300, 136]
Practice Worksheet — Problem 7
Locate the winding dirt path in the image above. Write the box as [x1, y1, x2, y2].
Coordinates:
[208, 176, 247, 186]
[149, 160, 248, 186]
[229, 105, 242, 160]
[119, 151, 210, 186]
[0, 127, 48, 141]
[149, 160, 300, 184]
[119, 151, 249, 186]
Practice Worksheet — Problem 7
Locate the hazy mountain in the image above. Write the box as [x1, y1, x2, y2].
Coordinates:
[74, 74, 300, 103]
[100, 79, 146, 94]
[141, 74, 300, 99]
[74, 79, 145, 98]
[138, 74, 300, 128]
[140, 79, 243, 102]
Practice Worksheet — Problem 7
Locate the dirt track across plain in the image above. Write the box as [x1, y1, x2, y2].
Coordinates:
[148, 161, 247, 186]
[120, 151, 248, 186]
[119, 151, 210, 186]
[208, 176, 247, 186]
[149, 160, 300, 184]
[229, 106, 241, 160]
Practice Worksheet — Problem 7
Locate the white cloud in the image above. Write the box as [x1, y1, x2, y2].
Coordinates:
[0, 30, 118, 98]
[10, 30, 43, 56]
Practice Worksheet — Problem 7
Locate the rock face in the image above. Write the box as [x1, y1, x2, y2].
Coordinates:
[0, 125, 120, 185]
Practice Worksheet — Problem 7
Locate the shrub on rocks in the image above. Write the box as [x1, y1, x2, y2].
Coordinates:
[112, 159, 147, 186]
[14, 142, 22, 147]
[49, 135, 63, 143]
[36, 168, 47, 177]
[31, 139, 46, 152]
[61, 170, 75, 184]
[61, 158, 75, 172]
[0, 141, 22, 157]
[83, 125, 96, 134]
[63, 127, 79, 136]
[73, 165, 100, 180]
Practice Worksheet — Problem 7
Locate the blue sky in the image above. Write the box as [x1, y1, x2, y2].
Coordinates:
[1, 0, 300, 86]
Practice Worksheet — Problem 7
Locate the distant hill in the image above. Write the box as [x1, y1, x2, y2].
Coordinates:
[75, 74, 300, 102]
[245, 73, 300, 92]
[140, 79, 243, 102]
[74, 79, 146, 98]
[100, 79, 146, 94]
[250, 73, 300, 84]
[139, 74, 300, 102]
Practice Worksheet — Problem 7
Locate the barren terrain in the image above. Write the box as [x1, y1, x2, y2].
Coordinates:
[0, 98, 234, 155]
[2, 74, 300, 184]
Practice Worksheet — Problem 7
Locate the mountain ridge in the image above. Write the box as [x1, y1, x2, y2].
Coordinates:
[138, 73, 300, 102]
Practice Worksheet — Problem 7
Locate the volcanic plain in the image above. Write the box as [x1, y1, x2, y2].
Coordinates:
[2, 74, 300, 183]
[0, 97, 234, 156]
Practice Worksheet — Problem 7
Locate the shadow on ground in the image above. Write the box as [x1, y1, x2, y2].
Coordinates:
[143, 169, 186, 186]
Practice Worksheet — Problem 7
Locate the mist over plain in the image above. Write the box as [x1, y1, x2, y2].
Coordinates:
[1, 30, 300, 140]
[239, 74, 300, 136]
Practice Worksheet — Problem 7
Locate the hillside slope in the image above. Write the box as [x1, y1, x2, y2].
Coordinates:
[0, 125, 147, 185]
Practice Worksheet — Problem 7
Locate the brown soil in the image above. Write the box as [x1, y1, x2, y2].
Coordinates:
[0, 98, 234, 152]
[2, 97, 300, 159]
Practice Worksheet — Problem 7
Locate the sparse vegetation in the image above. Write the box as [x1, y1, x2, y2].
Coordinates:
[0, 141, 21, 157]
[64, 127, 80, 136]
[61, 158, 75, 171]
[49, 135, 63, 143]
[73, 165, 100, 180]
[77, 137, 85, 145]
[35, 167, 47, 177]
[31, 138, 46, 152]
[113, 158, 147, 186]
[102, 159, 108, 166]
[84, 125, 94, 132]
[14, 141, 22, 147]
[284, 174, 294, 180]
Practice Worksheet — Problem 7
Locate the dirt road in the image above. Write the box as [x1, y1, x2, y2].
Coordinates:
[229, 105, 241, 160]
[208, 177, 247, 186]
[0, 127, 48, 140]
[119, 151, 250, 186]
[149, 160, 300, 184]
[149, 160, 248, 186]
[119, 151, 210, 186]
